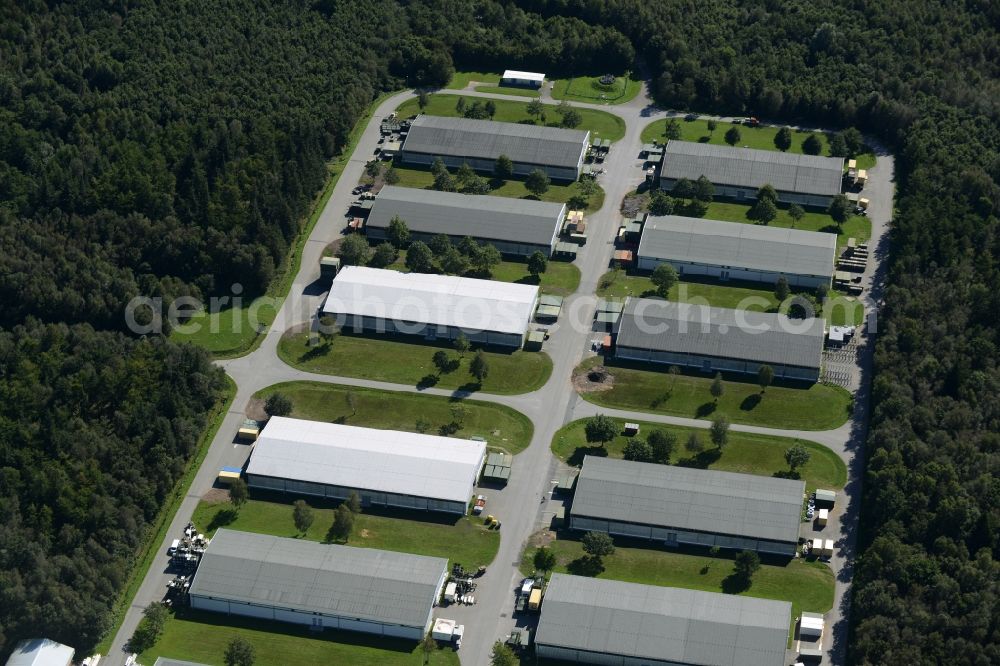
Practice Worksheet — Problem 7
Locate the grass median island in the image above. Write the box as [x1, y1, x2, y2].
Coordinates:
[596, 272, 864, 327]
[138, 610, 459, 666]
[641, 118, 827, 156]
[703, 201, 871, 251]
[278, 331, 552, 395]
[473, 84, 539, 97]
[521, 537, 834, 644]
[551, 75, 642, 104]
[193, 497, 499, 567]
[574, 357, 851, 431]
[552, 418, 846, 493]
[396, 93, 626, 142]
[256, 381, 534, 454]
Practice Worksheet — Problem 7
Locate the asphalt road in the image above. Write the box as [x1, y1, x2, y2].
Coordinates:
[104, 82, 893, 666]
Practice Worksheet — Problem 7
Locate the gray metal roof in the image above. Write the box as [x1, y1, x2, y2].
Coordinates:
[536, 574, 792, 666]
[638, 215, 836, 278]
[6, 639, 74, 666]
[367, 186, 565, 247]
[189, 529, 447, 629]
[662, 141, 844, 196]
[615, 298, 824, 370]
[572, 456, 805, 544]
[402, 115, 589, 169]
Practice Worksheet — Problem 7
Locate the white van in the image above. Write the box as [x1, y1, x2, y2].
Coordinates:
[168, 539, 180, 555]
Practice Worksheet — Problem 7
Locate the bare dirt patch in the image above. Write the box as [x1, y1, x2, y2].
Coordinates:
[359, 529, 371, 539]
[572, 364, 615, 393]
[202, 488, 230, 503]
[527, 529, 556, 549]
[245, 397, 268, 422]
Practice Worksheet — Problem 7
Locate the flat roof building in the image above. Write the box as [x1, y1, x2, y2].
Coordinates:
[401, 115, 590, 181]
[5, 640, 73, 666]
[614, 297, 824, 382]
[366, 186, 566, 257]
[535, 574, 792, 666]
[501, 70, 545, 87]
[189, 529, 448, 640]
[153, 660, 211, 666]
[660, 141, 844, 207]
[322, 266, 539, 348]
[569, 456, 805, 556]
[247, 416, 487, 515]
[637, 215, 836, 288]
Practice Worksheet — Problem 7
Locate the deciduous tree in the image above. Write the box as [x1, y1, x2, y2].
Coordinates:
[585, 414, 618, 445]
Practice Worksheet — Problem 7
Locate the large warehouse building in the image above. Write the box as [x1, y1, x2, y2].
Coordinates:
[246, 416, 487, 515]
[613, 298, 824, 382]
[569, 456, 805, 557]
[366, 186, 566, 257]
[637, 214, 836, 288]
[535, 574, 792, 666]
[400, 115, 590, 181]
[659, 141, 844, 207]
[189, 529, 448, 639]
[322, 266, 539, 348]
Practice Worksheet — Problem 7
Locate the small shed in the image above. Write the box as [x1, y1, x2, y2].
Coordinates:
[553, 241, 578, 258]
[320, 256, 341, 278]
[482, 451, 512, 482]
[811, 537, 823, 554]
[624, 422, 640, 436]
[846, 159, 857, 170]
[613, 249, 634, 266]
[816, 508, 829, 526]
[380, 139, 402, 158]
[217, 466, 242, 485]
[814, 489, 836, 507]
[822, 539, 835, 557]
[524, 329, 545, 351]
[595, 311, 620, 328]
[536, 304, 561, 321]
[237, 420, 260, 442]
[501, 70, 545, 88]
[800, 612, 825, 638]
[539, 294, 564, 308]
[597, 298, 625, 314]
[798, 647, 824, 662]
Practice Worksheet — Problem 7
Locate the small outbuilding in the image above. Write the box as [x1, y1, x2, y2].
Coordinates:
[482, 451, 512, 482]
[814, 488, 837, 506]
[501, 70, 545, 88]
[799, 612, 825, 639]
[5, 639, 74, 666]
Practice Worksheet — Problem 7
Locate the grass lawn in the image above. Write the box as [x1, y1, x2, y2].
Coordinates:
[855, 152, 877, 170]
[382, 249, 581, 297]
[521, 537, 834, 644]
[396, 93, 626, 143]
[551, 418, 846, 493]
[551, 75, 642, 105]
[447, 70, 500, 89]
[473, 84, 539, 97]
[575, 357, 852, 431]
[703, 200, 871, 251]
[257, 381, 534, 454]
[278, 331, 553, 395]
[642, 118, 828, 156]
[596, 273, 864, 326]
[138, 610, 458, 666]
[194, 497, 499, 567]
[389, 163, 605, 211]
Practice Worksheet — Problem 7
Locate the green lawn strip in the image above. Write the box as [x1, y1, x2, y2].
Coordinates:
[94, 376, 237, 655]
[521, 538, 834, 645]
[703, 201, 871, 251]
[641, 118, 829, 156]
[278, 331, 552, 395]
[575, 357, 852, 431]
[382, 249, 581, 297]
[551, 418, 846, 493]
[388, 164, 605, 211]
[473, 84, 539, 97]
[550, 75, 642, 105]
[854, 152, 877, 170]
[169, 90, 398, 358]
[596, 273, 864, 326]
[447, 70, 500, 89]
[396, 93, 626, 143]
[138, 609, 458, 666]
[193, 498, 499, 568]
[257, 381, 534, 454]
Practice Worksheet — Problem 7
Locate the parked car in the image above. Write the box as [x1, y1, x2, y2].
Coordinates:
[473, 495, 487, 515]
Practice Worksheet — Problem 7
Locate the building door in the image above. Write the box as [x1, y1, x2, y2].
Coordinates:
[701, 359, 711, 372]
[665, 532, 678, 547]
[721, 270, 730, 281]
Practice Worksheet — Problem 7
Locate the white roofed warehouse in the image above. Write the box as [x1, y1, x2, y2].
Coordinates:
[637, 215, 836, 288]
[569, 457, 805, 557]
[614, 297, 824, 382]
[366, 186, 566, 257]
[322, 266, 539, 348]
[188, 529, 448, 640]
[659, 140, 845, 207]
[246, 416, 487, 514]
[535, 573, 792, 666]
[400, 115, 590, 181]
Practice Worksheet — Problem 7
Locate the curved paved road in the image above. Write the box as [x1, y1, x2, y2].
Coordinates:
[105, 81, 893, 666]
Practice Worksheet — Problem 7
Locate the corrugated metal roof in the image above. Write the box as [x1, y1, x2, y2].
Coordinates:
[615, 298, 824, 370]
[189, 530, 446, 629]
[6, 639, 74, 666]
[322, 266, 538, 335]
[402, 115, 589, 170]
[247, 417, 486, 504]
[536, 574, 791, 666]
[502, 70, 545, 82]
[367, 186, 564, 247]
[638, 215, 836, 278]
[572, 456, 805, 544]
[662, 141, 844, 196]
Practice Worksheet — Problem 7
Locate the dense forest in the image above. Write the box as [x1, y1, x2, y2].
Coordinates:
[1, 0, 998, 661]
